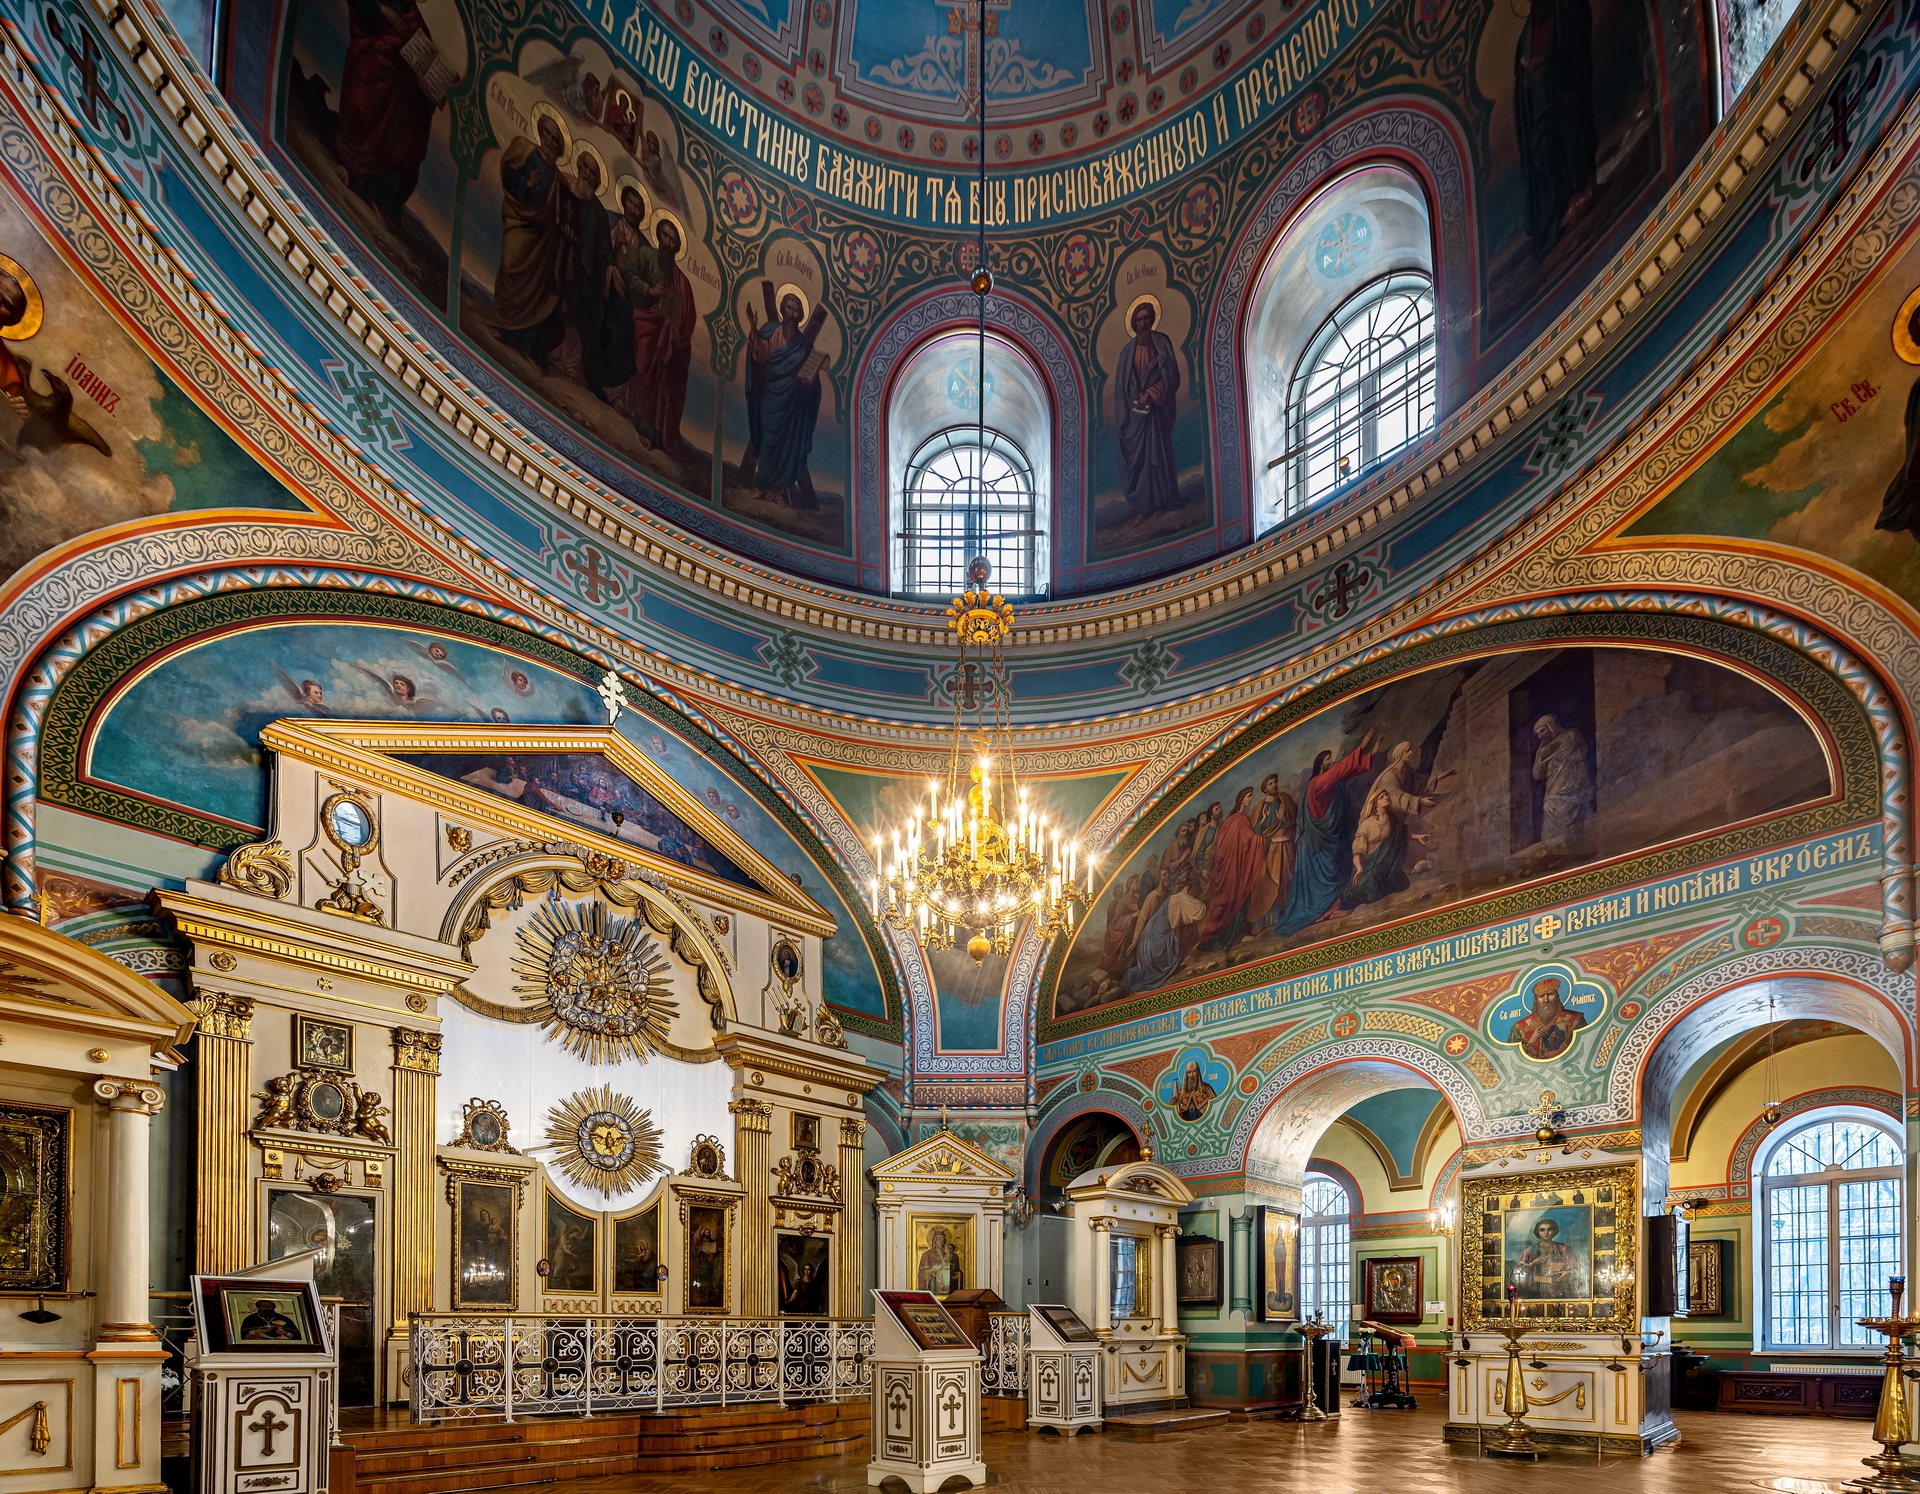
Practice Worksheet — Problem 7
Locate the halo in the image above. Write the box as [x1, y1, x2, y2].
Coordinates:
[1893, 285, 1920, 365]
[0, 254, 44, 341]
[774, 282, 811, 321]
[528, 100, 572, 155]
[647, 207, 688, 251]
[1125, 292, 1162, 331]
[613, 174, 648, 213]
[568, 141, 611, 201]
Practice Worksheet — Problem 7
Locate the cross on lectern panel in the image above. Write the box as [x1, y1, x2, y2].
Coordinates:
[247, 1407, 290, 1458]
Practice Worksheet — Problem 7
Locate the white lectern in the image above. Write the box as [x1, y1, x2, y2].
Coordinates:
[188, 1251, 339, 1494]
[868, 1289, 986, 1492]
[1026, 1303, 1103, 1434]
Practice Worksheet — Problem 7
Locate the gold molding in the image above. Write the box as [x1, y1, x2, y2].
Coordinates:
[190, 994, 253, 1042]
[715, 1039, 884, 1096]
[114, 1376, 139, 1470]
[160, 897, 465, 994]
[1458, 1162, 1639, 1335]
[392, 1029, 442, 1076]
[256, 722, 835, 936]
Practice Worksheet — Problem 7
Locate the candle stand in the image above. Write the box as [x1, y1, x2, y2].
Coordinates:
[1294, 1315, 1333, 1422]
[1484, 1318, 1546, 1459]
[1851, 1277, 1920, 1493]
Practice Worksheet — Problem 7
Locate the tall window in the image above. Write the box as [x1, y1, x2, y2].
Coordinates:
[1282, 272, 1436, 516]
[898, 427, 1039, 597]
[1300, 1173, 1353, 1327]
[1761, 1114, 1904, 1351]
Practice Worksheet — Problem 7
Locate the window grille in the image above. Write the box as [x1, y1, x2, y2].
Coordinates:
[1761, 1115, 1903, 1351]
[899, 427, 1039, 596]
[1280, 273, 1437, 518]
[1300, 1172, 1353, 1329]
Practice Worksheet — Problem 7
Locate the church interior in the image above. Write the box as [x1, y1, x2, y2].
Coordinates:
[0, 0, 1916, 1489]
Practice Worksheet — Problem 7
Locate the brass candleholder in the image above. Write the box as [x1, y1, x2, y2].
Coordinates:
[1295, 1314, 1333, 1422]
[1485, 1317, 1545, 1459]
[1851, 1277, 1920, 1493]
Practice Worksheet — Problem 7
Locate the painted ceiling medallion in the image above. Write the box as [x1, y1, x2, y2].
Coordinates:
[512, 900, 678, 1064]
[544, 1085, 665, 1197]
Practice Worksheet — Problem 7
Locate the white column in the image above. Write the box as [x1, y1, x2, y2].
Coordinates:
[93, 1078, 164, 1343]
[1156, 1224, 1179, 1328]
[1090, 1222, 1112, 1334]
[90, 1078, 167, 1494]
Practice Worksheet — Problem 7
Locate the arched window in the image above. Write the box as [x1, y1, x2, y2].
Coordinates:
[887, 331, 1052, 598]
[1244, 165, 1437, 532]
[899, 427, 1039, 597]
[1760, 1112, 1904, 1351]
[1300, 1172, 1353, 1327]
[1282, 273, 1436, 514]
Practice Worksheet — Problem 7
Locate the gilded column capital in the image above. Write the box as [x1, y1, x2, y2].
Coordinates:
[192, 993, 254, 1040]
[728, 1096, 773, 1131]
[392, 1027, 442, 1074]
[839, 1116, 866, 1147]
[93, 1077, 165, 1113]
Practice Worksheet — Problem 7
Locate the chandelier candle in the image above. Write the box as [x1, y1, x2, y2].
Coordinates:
[873, 579, 1095, 962]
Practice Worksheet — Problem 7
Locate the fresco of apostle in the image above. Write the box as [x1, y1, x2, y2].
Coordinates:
[741, 282, 831, 508]
[1115, 300, 1182, 516]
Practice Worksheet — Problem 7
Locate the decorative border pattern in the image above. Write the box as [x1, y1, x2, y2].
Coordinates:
[1726, 1087, 1900, 1192]
[1616, 944, 1915, 1123]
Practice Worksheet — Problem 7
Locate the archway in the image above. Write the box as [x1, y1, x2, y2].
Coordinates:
[1639, 973, 1913, 1350]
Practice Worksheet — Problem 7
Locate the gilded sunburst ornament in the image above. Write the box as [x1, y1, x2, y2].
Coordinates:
[512, 900, 677, 1064]
[543, 1085, 665, 1197]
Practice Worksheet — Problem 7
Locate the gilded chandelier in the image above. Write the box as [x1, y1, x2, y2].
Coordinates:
[871, 574, 1093, 963]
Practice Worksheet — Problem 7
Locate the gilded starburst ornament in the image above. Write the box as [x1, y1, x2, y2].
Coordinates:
[511, 900, 677, 1064]
[544, 1085, 665, 1197]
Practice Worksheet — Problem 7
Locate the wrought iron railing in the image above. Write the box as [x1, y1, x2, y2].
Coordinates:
[408, 1314, 875, 1422]
[982, 1310, 1029, 1395]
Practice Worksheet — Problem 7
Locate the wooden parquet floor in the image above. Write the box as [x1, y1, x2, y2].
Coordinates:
[553, 1403, 1872, 1493]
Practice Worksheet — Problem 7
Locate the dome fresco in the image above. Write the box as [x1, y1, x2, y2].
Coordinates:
[0, 0, 1904, 1107]
[223, 0, 1715, 595]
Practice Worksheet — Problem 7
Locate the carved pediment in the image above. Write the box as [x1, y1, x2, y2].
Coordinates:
[869, 1129, 1017, 1185]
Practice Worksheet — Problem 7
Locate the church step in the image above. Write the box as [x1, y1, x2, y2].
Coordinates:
[1101, 1407, 1232, 1437]
[355, 1430, 637, 1474]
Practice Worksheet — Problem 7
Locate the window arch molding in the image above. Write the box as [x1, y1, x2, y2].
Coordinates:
[854, 294, 1080, 595]
[1754, 1106, 1904, 1353]
[1210, 128, 1470, 538]
[1242, 163, 1438, 530]
[883, 327, 1055, 598]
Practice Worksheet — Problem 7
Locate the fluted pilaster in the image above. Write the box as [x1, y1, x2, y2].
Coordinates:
[838, 1117, 866, 1318]
[390, 1028, 441, 1324]
[192, 994, 253, 1275]
[730, 1097, 773, 1317]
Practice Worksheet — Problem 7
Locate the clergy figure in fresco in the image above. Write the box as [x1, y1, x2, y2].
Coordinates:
[334, 0, 441, 231]
[1513, 0, 1599, 252]
[1115, 300, 1182, 514]
[493, 114, 573, 369]
[743, 282, 831, 508]
[617, 195, 695, 455]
